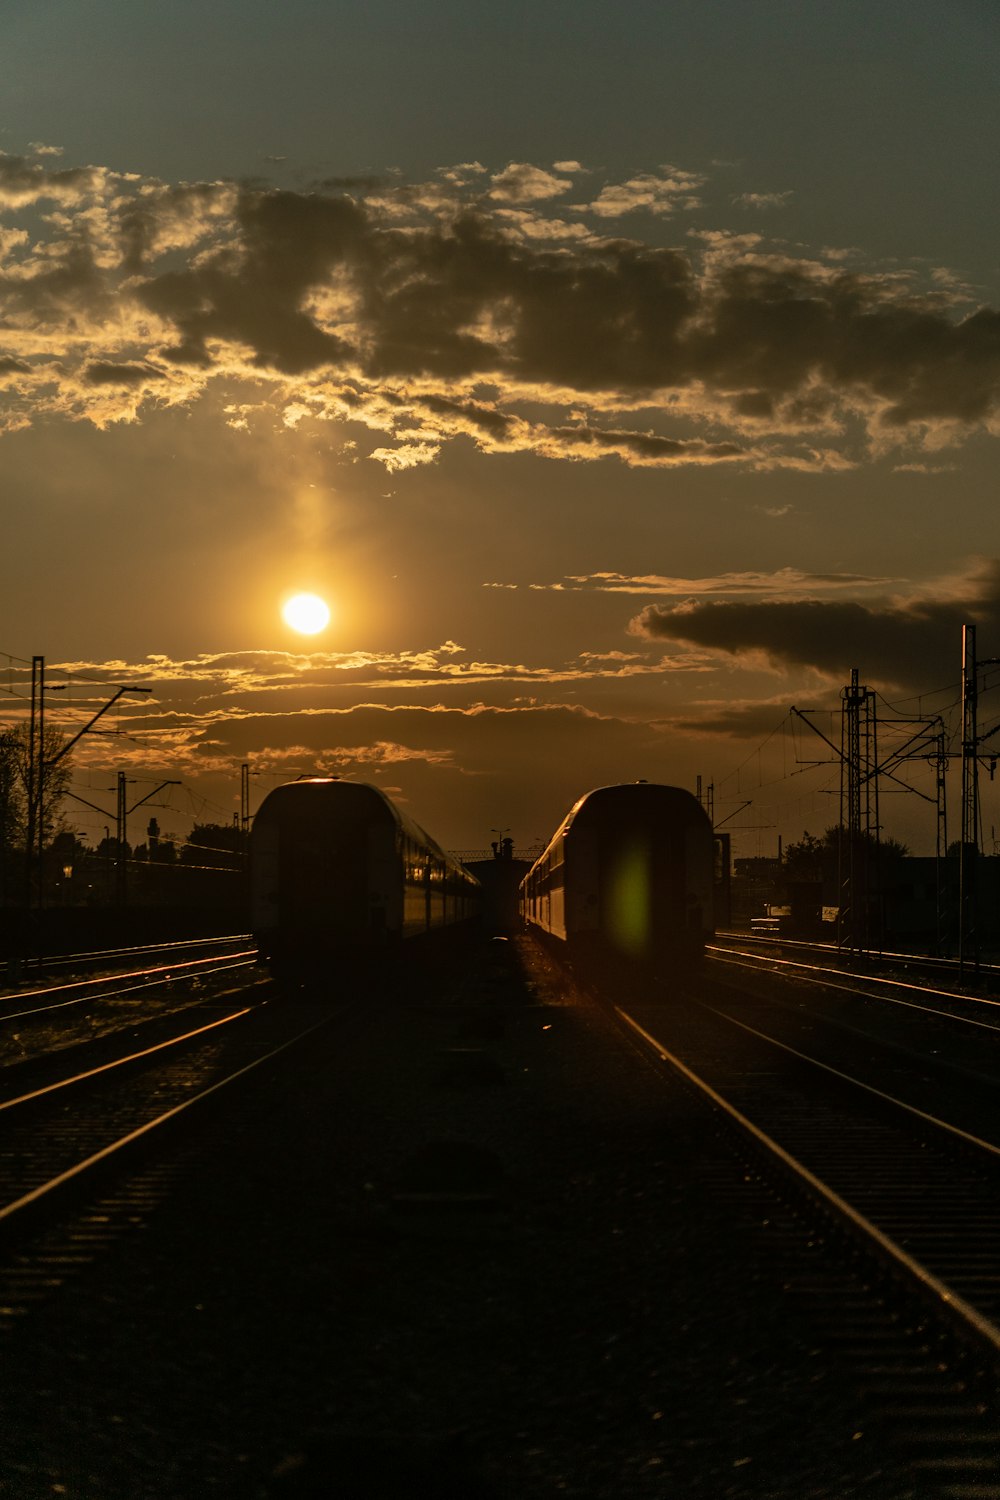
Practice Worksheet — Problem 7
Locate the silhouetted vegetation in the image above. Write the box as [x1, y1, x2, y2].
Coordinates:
[0, 725, 73, 903]
[180, 822, 246, 868]
[0, 747, 249, 958]
[782, 825, 909, 886]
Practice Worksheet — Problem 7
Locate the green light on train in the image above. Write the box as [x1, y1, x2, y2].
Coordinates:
[606, 838, 650, 957]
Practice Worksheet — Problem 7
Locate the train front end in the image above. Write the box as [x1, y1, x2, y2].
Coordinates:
[572, 783, 714, 971]
[250, 779, 401, 976]
[522, 782, 715, 979]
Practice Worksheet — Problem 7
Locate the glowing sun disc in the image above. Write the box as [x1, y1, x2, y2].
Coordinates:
[282, 592, 331, 634]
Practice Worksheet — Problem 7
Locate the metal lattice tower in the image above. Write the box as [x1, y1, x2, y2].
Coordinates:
[839, 668, 878, 953]
[959, 623, 979, 968]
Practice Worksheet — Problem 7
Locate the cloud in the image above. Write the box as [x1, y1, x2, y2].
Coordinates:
[530, 567, 897, 597]
[17, 653, 688, 846]
[536, 423, 748, 465]
[487, 163, 574, 203]
[82, 360, 167, 387]
[0, 156, 999, 468]
[41, 639, 685, 716]
[436, 163, 486, 185]
[669, 698, 802, 739]
[579, 167, 706, 218]
[0, 152, 99, 207]
[369, 441, 440, 471]
[630, 559, 1000, 690]
[733, 191, 794, 210]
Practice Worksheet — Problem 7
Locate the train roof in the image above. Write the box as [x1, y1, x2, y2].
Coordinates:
[252, 778, 477, 879]
[562, 781, 706, 826]
[526, 782, 710, 873]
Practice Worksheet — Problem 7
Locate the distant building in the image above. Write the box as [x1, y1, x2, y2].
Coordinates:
[462, 841, 532, 932]
[729, 856, 783, 929]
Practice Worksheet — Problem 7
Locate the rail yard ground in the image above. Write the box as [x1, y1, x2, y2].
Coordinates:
[0, 932, 919, 1498]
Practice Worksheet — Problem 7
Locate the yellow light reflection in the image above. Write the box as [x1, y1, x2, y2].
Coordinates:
[606, 838, 650, 957]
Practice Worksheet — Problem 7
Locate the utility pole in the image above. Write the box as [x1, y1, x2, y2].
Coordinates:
[24, 656, 66, 915]
[117, 771, 128, 905]
[114, 775, 181, 906]
[957, 625, 1000, 970]
[934, 725, 949, 953]
[36, 657, 45, 899]
[23, 672, 151, 919]
[959, 624, 977, 970]
[240, 762, 251, 841]
[840, 669, 878, 954]
[25, 656, 39, 911]
[793, 671, 886, 957]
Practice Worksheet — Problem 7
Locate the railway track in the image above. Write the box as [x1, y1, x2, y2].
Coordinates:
[0, 924, 991, 1497]
[0, 933, 258, 1021]
[610, 960, 1000, 1492]
[0, 987, 339, 1327]
[712, 929, 1000, 992]
[5, 931, 254, 984]
[0, 940, 264, 1077]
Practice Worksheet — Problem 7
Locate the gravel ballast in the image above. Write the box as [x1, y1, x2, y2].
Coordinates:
[0, 932, 915, 1497]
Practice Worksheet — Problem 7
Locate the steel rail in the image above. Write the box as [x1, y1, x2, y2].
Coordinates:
[0, 1010, 335, 1230]
[0, 953, 259, 1023]
[709, 946, 1000, 1032]
[701, 1000, 1000, 1161]
[712, 930, 1000, 983]
[615, 990, 1000, 1362]
[0, 1005, 255, 1115]
[11, 932, 253, 976]
[616, 1004, 1000, 1358]
[3, 939, 256, 1001]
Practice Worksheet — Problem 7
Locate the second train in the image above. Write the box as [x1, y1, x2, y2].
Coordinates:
[520, 781, 715, 977]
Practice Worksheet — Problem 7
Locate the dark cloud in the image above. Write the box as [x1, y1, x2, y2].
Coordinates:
[138, 189, 367, 373]
[547, 423, 747, 463]
[3, 161, 1000, 461]
[0, 153, 98, 206]
[731, 390, 775, 419]
[0, 239, 109, 328]
[116, 182, 234, 273]
[132, 187, 1000, 426]
[83, 361, 166, 387]
[671, 702, 800, 738]
[416, 391, 515, 439]
[631, 561, 1000, 689]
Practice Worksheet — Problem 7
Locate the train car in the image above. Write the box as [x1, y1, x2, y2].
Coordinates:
[520, 782, 714, 975]
[250, 778, 480, 978]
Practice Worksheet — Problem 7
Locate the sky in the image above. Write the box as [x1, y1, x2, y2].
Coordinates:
[2, 0, 999, 859]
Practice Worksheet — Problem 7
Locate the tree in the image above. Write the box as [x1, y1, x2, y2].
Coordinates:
[0, 723, 73, 904]
[0, 723, 74, 848]
[181, 823, 245, 869]
[0, 730, 22, 851]
[11, 723, 74, 849]
[783, 825, 909, 887]
[782, 830, 826, 883]
[0, 730, 22, 902]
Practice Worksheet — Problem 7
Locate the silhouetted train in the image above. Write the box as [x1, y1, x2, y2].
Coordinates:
[250, 779, 480, 979]
[520, 782, 715, 974]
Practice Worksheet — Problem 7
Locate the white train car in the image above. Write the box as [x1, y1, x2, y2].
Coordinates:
[520, 782, 714, 972]
[250, 779, 480, 978]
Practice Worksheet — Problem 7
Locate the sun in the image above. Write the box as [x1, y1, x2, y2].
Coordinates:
[282, 592, 331, 634]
